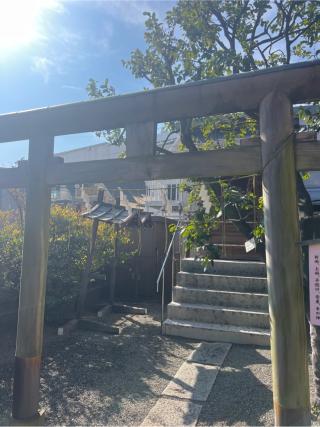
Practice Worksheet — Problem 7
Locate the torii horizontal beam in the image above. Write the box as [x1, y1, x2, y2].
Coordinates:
[0, 60, 319, 143]
[0, 141, 318, 188]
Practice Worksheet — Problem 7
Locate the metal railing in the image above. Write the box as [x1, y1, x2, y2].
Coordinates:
[156, 219, 181, 327]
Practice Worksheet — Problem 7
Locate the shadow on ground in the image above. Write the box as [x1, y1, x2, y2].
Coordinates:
[197, 345, 273, 426]
[1, 299, 315, 426]
[0, 302, 197, 425]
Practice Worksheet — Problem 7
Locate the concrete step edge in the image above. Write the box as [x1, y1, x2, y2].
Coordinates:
[177, 271, 267, 281]
[174, 286, 268, 298]
[164, 318, 270, 336]
[182, 258, 266, 267]
[181, 259, 266, 277]
[168, 301, 269, 316]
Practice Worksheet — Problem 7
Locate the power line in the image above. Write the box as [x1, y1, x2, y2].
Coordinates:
[100, 174, 259, 193]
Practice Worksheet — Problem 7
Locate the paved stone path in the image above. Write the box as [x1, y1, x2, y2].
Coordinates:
[141, 342, 232, 426]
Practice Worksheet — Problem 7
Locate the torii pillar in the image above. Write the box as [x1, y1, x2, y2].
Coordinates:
[260, 91, 310, 425]
[12, 136, 53, 420]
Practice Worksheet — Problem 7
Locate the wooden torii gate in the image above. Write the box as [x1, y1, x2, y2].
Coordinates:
[1, 60, 320, 425]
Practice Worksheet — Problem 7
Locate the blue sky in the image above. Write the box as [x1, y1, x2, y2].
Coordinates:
[0, 0, 175, 165]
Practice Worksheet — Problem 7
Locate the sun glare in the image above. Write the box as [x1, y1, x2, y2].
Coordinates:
[0, 0, 59, 52]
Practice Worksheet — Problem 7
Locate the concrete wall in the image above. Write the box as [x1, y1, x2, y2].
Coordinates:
[58, 143, 124, 163]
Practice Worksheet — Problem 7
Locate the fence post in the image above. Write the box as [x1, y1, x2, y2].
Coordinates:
[77, 189, 104, 317]
[12, 136, 54, 420]
[260, 91, 310, 426]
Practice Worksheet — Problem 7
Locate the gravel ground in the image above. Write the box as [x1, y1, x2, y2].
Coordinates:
[198, 345, 274, 426]
[0, 303, 198, 425]
[198, 344, 317, 426]
[0, 302, 318, 426]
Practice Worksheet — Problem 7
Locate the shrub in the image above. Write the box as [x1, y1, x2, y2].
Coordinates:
[0, 210, 23, 289]
[0, 205, 132, 323]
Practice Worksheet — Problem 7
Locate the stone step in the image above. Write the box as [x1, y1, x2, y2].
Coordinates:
[173, 286, 269, 311]
[163, 318, 270, 346]
[177, 272, 267, 293]
[181, 258, 266, 277]
[168, 302, 269, 329]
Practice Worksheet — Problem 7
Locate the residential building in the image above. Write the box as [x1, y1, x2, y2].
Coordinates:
[53, 133, 188, 218]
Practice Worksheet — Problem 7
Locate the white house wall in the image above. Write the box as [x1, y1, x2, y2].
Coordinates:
[57, 142, 124, 163]
[55, 142, 189, 217]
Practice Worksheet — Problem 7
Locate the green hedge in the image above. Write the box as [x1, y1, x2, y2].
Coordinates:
[0, 205, 132, 324]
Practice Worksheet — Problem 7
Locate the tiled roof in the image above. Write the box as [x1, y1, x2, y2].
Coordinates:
[82, 202, 152, 226]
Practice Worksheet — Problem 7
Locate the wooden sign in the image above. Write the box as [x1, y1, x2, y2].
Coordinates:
[309, 243, 320, 326]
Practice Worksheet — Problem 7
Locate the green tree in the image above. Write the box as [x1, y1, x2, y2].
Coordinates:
[87, 0, 319, 251]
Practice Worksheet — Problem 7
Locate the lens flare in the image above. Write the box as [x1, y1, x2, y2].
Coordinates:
[0, 0, 61, 52]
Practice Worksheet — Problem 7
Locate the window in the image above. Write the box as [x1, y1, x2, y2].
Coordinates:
[51, 186, 59, 200]
[167, 184, 179, 201]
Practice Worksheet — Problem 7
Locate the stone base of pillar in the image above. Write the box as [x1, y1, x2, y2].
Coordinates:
[12, 355, 41, 419]
[9, 409, 45, 426]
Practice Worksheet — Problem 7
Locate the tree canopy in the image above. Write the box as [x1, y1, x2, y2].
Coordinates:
[124, 0, 319, 84]
[87, 0, 320, 257]
[88, 0, 320, 150]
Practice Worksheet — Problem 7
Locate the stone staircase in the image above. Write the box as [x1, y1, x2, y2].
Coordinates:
[163, 258, 270, 346]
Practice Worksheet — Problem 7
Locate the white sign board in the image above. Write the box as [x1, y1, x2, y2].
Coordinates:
[309, 243, 320, 326]
[245, 238, 256, 253]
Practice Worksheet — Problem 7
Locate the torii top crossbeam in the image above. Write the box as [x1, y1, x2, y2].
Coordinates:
[0, 62, 319, 189]
[0, 60, 319, 143]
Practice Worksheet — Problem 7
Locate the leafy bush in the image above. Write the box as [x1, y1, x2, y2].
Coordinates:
[0, 205, 132, 323]
[173, 207, 220, 268]
[0, 210, 23, 289]
[171, 179, 264, 268]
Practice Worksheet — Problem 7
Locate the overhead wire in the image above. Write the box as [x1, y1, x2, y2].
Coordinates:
[99, 173, 260, 194]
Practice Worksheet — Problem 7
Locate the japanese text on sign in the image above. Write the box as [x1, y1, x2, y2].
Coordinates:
[309, 243, 320, 326]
